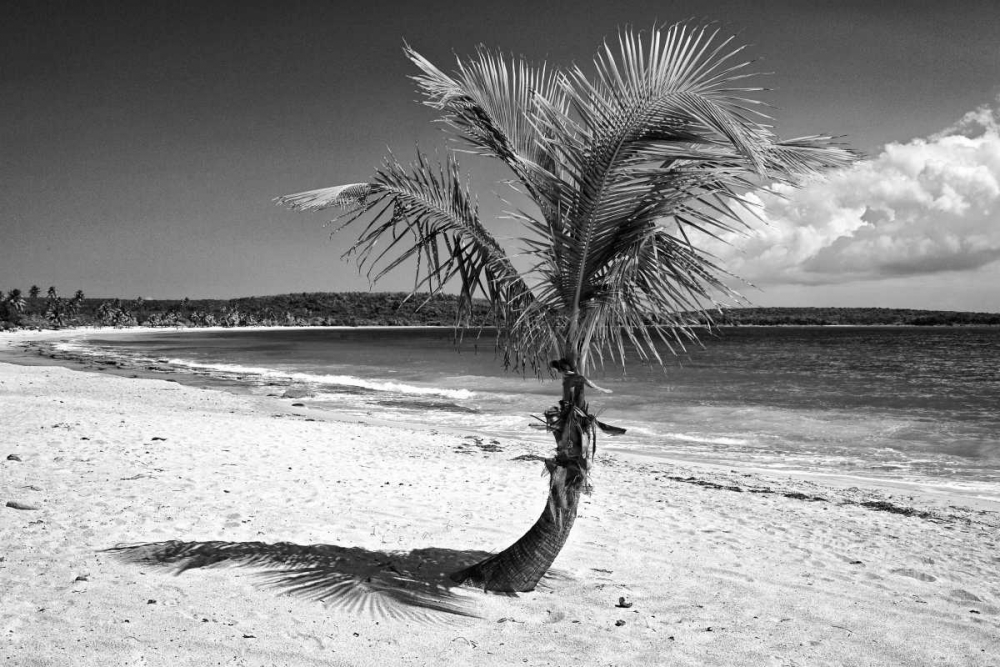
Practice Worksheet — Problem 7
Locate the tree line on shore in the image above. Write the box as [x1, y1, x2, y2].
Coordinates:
[0, 288, 490, 330]
[2, 287, 998, 330]
[703, 306, 1000, 327]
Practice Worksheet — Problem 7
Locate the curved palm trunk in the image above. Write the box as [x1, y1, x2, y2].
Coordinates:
[451, 362, 594, 592]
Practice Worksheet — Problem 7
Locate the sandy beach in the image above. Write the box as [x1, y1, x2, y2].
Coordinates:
[2, 330, 998, 666]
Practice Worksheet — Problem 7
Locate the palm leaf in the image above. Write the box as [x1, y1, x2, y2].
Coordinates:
[277, 152, 553, 370]
[407, 44, 572, 222]
[281, 22, 861, 374]
[509, 24, 858, 368]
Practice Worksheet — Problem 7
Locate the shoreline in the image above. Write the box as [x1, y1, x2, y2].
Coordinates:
[3, 326, 999, 513]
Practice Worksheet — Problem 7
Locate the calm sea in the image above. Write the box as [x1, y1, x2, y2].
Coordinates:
[55, 326, 1000, 500]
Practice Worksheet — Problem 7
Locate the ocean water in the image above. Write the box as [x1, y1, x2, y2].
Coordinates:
[54, 326, 1000, 499]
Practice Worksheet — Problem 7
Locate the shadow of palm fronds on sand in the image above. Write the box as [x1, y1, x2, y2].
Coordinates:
[104, 540, 492, 621]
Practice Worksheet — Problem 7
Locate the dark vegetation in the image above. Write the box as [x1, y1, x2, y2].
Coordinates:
[2, 287, 998, 331]
[0, 289, 490, 330]
[706, 306, 1000, 327]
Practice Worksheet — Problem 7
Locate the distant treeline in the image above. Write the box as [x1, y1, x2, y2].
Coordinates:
[3, 288, 998, 330]
[1, 290, 491, 330]
[707, 307, 1000, 327]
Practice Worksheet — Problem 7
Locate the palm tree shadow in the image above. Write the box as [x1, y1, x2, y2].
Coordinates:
[104, 540, 499, 622]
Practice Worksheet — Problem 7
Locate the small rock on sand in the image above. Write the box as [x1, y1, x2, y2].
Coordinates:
[6, 501, 40, 510]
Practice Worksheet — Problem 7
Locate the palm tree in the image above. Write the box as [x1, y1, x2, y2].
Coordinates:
[70, 290, 85, 316]
[278, 23, 858, 592]
[2, 289, 27, 326]
[6, 289, 26, 314]
[45, 301, 66, 328]
[96, 300, 114, 325]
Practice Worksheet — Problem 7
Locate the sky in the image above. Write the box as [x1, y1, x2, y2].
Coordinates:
[3, 0, 999, 311]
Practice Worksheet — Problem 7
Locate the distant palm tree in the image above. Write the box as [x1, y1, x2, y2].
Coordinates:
[68, 290, 85, 315]
[29, 285, 40, 301]
[45, 301, 66, 328]
[96, 300, 114, 325]
[6, 289, 26, 314]
[280, 23, 857, 592]
[2, 289, 27, 326]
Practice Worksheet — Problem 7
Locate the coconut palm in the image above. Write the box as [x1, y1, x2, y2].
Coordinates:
[6, 289, 26, 314]
[279, 23, 858, 592]
[69, 290, 85, 316]
[96, 300, 114, 325]
[45, 302, 66, 328]
[29, 285, 40, 301]
[2, 289, 27, 326]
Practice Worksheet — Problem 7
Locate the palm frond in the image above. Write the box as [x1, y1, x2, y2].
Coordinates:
[504, 23, 859, 368]
[279, 151, 559, 371]
[765, 136, 862, 176]
[548, 26, 767, 317]
[276, 183, 376, 212]
[406, 44, 571, 219]
[282, 22, 861, 374]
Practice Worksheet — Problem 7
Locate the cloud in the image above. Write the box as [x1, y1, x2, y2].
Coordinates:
[699, 95, 1000, 286]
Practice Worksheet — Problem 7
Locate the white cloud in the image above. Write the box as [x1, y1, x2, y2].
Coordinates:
[700, 95, 1000, 286]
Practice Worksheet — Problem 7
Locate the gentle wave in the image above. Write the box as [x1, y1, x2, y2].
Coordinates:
[166, 359, 476, 400]
[52, 341, 474, 400]
[54, 341, 105, 355]
[664, 432, 751, 446]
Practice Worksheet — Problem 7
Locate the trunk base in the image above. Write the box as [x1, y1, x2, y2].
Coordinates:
[450, 480, 580, 592]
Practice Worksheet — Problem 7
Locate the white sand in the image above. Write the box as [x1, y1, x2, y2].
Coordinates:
[1, 331, 998, 666]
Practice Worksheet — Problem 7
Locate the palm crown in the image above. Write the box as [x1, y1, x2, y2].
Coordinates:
[278, 23, 857, 374]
